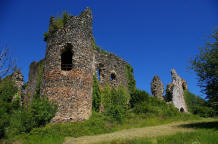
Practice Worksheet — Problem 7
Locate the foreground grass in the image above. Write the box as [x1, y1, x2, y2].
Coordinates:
[5, 112, 200, 144]
[103, 120, 218, 144]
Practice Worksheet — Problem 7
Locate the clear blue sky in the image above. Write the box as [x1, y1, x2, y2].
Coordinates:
[0, 0, 217, 97]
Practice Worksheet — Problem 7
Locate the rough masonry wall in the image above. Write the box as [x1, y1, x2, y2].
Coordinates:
[169, 69, 188, 112]
[151, 75, 164, 100]
[40, 9, 94, 122]
[94, 50, 128, 89]
[24, 61, 43, 105]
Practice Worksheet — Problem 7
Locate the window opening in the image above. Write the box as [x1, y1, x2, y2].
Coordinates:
[61, 44, 73, 71]
[111, 73, 116, 80]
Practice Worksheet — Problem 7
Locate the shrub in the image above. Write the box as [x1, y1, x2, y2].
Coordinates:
[43, 32, 48, 42]
[102, 86, 130, 122]
[6, 97, 57, 138]
[129, 89, 149, 108]
[133, 92, 180, 118]
[92, 74, 101, 112]
[192, 105, 215, 117]
[126, 64, 136, 95]
[184, 90, 215, 117]
[28, 97, 57, 127]
[101, 84, 112, 109]
[0, 77, 18, 138]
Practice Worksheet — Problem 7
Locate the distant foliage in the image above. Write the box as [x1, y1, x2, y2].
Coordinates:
[184, 90, 215, 117]
[92, 74, 101, 112]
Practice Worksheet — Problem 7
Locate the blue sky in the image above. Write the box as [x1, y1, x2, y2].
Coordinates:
[0, 0, 217, 97]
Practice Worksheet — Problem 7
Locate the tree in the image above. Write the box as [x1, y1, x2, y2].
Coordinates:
[190, 29, 218, 111]
[0, 44, 16, 78]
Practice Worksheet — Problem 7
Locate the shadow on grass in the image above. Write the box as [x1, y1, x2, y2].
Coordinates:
[179, 121, 218, 130]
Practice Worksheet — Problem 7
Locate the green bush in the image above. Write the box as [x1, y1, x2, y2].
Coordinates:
[184, 90, 215, 117]
[92, 74, 101, 112]
[126, 64, 136, 95]
[0, 68, 57, 139]
[28, 97, 57, 127]
[133, 93, 179, 118]
[44, 11, 71, 42]
[101, 84, 112, 109]
[0, 77, 18, 138]
[192, 105, 215, 117]
[6, 97, 57, 138]
[102, 86, 130, 122]
[130, 89, 149, 108]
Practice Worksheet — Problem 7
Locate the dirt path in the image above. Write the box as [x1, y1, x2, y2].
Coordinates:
[63, 119, 214, 144]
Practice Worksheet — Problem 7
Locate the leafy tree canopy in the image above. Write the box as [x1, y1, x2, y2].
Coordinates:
[190, 29, 218, 110]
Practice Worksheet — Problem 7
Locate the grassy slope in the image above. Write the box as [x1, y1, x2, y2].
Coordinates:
[6, 112, 200, 144]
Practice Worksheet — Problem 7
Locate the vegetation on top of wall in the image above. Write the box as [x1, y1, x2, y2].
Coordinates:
[91, 37, 109, 54]
[43, 11, 71, 42]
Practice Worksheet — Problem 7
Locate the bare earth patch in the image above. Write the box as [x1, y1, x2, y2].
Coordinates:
[64, 120, 215, 144]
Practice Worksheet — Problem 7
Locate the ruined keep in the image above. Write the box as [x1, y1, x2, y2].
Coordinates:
[167, 69, 188, 112]
[25, 8, 129, 122]
[151, 75, 164, 100]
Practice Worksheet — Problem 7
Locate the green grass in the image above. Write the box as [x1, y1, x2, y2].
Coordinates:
[106, 130, 218, 144]
[5, 112, 200, 144]
[103, 120, 218, 144]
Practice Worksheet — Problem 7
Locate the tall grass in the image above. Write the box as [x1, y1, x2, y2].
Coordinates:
[6, 112, 199, 144]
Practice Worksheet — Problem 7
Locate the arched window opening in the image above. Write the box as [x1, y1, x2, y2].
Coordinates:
[111, 73, 116, 81]
[61, 44, 73, 71]
[180, 107, 184, 112]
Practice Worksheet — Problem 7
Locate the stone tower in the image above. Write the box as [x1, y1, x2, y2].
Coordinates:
[40, 8, 95, 122]
[151, 75, 164, 100]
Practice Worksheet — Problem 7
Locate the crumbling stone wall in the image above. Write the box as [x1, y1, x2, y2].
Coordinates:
[94, 50, 128, 89]
[151, 75, 164, 100]
[11, 70, 24, 102]
[167, 69, 188, 112]
[24, 61, 44, 105]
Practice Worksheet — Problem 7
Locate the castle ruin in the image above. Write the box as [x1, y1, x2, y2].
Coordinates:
[25, 8, 128, 122]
